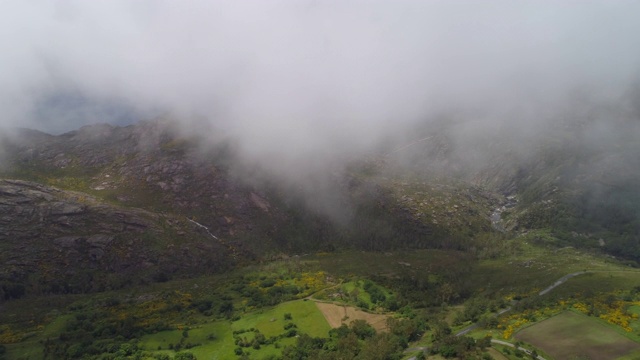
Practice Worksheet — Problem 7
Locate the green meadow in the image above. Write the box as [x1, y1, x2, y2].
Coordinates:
[138, 299, 330, 359]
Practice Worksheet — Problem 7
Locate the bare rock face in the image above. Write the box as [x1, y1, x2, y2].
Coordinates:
[0, 119, 524, 298]
[0, 121, 296, 300]
[0, 179, 237, 299]
[2, 121, 286, 241]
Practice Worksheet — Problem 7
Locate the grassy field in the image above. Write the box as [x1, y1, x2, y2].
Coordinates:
[4, 316, 76, 360]
[138, 299, 331, 359]
[515, 311, 640, 360]
[548, 271, 640, 298]
[467, 243, 634, 297]
[233, 299, 331, 338]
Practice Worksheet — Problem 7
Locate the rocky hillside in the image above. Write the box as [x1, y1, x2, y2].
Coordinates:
[0, 121, 287, 299]
[2, 113, 638, 300]
[0, 121, 288, 247]
[0, 120, 503, 299]
[384, 113, 640, 260]
[0, 178, 245, 300]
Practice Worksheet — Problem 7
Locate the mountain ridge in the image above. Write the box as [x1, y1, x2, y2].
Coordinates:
[1, 116, 639, 302]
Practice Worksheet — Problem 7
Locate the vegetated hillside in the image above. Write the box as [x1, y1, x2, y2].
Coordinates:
[0, 178, 246, 300]
[385, 111, 640, 262]
[503, 119, 640, 260]
[0, 121, 296, 251]
[0, 121, 292, 299]
[2, 109, 638, 301]
[1, 117, 640, 360]
[0, 120, 502, 299]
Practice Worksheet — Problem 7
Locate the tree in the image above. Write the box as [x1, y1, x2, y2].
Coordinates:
[477, 335, 492, 349]
[482, 353, 494, 360]
[350, 319, 376, 340]
[219, 301, 234, 317]
[432, 321, 451, 341]
[387, 317, 421, 345]
[329, 324, 351, 339]
[357, 333, 403, 360]
[281, 334, 325, 360]
[335, 332, 360, 358]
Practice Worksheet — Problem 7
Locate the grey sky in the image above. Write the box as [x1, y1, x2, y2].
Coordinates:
[1, 1, 640, 168]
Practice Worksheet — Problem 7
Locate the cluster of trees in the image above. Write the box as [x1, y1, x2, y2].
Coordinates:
[230, 269, 331, 310]
[376, 273, 467, 309]
[362, 281, 386, 305]
[453, 297, 509, 325]
[166, 329, 200, 352]
[0, 282, 25, 301]
[238, 284, 301, 308]
[429, 321, 492, 359]
[232, 326, 295, 355]
[234, 314, 305, 356]
[280, 321, 402, 360]
[42, 310, 153, 359]
[273, 315, 429, 360]
[191, 296, 234, 318]
[39, 291, 220, 360]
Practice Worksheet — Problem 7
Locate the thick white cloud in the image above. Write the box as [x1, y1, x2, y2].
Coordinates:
[1, 0, 640, 171]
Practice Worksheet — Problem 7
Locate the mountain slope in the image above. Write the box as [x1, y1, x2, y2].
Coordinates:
[0, 178, 243, 300]
[0, 120, 504, 300]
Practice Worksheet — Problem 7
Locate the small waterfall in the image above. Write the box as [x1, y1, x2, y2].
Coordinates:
[187, 218, 219, 240]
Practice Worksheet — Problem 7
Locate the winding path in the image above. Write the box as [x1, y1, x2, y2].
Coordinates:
[538, 271, 586, 296]
[454, 271, 587, 337]
[406, 271, 589, 359]
[491, 339, 547, 360]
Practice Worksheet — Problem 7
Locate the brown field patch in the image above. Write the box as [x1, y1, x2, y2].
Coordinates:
[515, 311, 640, 360]
[315, 302, 389, 332]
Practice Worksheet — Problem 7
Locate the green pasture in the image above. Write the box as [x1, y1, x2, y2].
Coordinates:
[515, 311, 640, 360]
[138, 299, 330, 359]
[232, 299, 330, 338]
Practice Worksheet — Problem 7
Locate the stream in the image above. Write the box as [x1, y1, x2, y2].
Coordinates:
[490, 195, 518, 232]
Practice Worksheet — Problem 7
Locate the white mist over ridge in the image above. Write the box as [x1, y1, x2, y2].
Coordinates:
[1, 0, 640, 200]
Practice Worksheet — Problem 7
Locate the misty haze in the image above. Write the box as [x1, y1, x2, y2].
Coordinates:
[1, 1, 640, 360]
